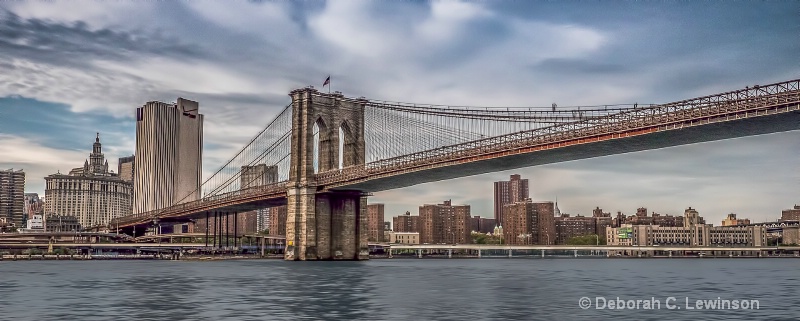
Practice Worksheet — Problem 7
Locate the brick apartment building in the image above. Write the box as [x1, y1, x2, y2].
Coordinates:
[419, 200, 471, 244]
[501, 199, 555, 245]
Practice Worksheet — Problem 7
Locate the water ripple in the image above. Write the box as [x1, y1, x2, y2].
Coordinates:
[0, 258, 796, 320]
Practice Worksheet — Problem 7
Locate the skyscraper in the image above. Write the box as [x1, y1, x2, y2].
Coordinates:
[118, 155, 135, 183]
[133, 98, 203, 214]
[493, 174, 529, 224]
[0, 169, 25, 227]
[23, 193, 44, 225]
[240, 164, 278, 189]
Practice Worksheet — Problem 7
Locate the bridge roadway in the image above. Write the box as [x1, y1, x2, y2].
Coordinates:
[387, 244, 799, 252]
[114, 79, 800, 230]
[3, 242, 798, 253]
[131, 233, 286, 242]
[115, 184, 287, 228]
[0, 232, 128, 239]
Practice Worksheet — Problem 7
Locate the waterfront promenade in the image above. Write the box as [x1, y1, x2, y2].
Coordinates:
[3, 241, 800, 260]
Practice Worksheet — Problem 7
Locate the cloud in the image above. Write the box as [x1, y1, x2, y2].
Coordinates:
[415, 1, 493, 42]
[0, 96, 134, 151]
[304, 1, 611, 108]
[186, 0, 292, 36]
[0, 1, 798, 225]
[1, 1, 151, 29]
[95, 58, 266, 96]
[0, 11, 205, 68]
[0, 134, 87, 193]
[0, 11, 209, 114]
[0, 59, 159, 113]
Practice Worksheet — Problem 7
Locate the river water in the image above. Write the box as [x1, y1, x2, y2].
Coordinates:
[1, 258, 798, 320]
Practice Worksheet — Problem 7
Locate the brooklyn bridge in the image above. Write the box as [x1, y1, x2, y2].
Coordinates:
[111, 78, 800, 261]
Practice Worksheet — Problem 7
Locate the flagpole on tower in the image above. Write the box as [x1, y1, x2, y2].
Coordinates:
[323, 75, 331, 94]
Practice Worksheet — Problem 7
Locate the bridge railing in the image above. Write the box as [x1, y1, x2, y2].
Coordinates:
[316, 79, 800, 184]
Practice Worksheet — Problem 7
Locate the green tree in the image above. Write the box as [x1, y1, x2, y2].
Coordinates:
[566, 234, 606, 245]
[472, 232, 503, 244]
[472, 233, 487, 244]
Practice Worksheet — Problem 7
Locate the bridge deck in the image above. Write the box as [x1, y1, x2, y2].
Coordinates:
[388, 244, 795, 252]
[334, 107, 800, 192]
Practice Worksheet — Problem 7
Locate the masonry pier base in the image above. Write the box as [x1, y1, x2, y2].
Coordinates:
[285, 188, 369, 261]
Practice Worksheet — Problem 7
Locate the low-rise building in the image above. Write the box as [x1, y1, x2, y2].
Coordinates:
[554, 214, 611, 244]
[722, 213, 751, 226]
[25, 214, 45, 231]
[393, 211, 419, 233]
[607, 208, 766, 248]
[781, 205, 800, 221]
[45, 215, 82, 232]
[616, 207, 686, 227]
[782, 226, 800, 245]
[608, 224, 767, 247]
[389, 232, 420, 244]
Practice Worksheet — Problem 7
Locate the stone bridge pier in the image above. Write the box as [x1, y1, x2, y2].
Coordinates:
[285, 188, 369, 260]
[284, 87, 369, 260]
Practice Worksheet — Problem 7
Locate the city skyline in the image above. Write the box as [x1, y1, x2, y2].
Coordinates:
[0, 1, 798, 224]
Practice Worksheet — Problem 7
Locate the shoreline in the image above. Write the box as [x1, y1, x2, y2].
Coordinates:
[2, 254, 798, 261]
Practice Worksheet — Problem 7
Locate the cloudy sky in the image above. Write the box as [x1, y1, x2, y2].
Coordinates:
[0, 1, 797, 224]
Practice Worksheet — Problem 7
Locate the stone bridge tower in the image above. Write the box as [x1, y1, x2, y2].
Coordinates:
[285, 87, 369, 260]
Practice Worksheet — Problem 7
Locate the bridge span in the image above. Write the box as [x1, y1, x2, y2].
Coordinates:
[112, 79, 800, 261]
[387, 244, 799, 252]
